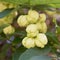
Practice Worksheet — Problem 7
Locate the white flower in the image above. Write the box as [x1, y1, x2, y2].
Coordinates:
[22, 37, 35, 48]
[3, 25, 15, 34]
[35, 33, 48, 48]
[17, 15, 29, 27]
[27, 10, 39, 23]
[36, 22, 47, 33]
[39, 13, 46, 22]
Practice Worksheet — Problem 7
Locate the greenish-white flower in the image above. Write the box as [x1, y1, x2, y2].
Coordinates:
[39, 13, 46, 22]
[3, 25, 15, 34]
[22, 37, 35, 48]
[17, 15, 29, 27]
[36, 22, 42, 31]
[27, 10, 39, 23]
[27, 31, 39, 38]
[35, 33, 48, 48]
[41, 23, 47, 33]
[26, 24, 39, 37]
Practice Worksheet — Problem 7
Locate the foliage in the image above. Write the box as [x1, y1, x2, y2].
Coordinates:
[0, 0, 60, 60]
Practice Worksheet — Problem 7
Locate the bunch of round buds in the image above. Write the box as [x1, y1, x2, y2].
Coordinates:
[3, 25, 15, 35]
[17, 9, 48, 49]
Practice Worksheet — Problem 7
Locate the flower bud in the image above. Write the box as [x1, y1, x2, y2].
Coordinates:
[3, 25, 15, 34]
[36, 22, 42, 31]
[35, 40, 44, 48]
[39, 13, 46, 22]
[26, 24, 39, 37]
[26, 24, 38, 33]
[27, 10, 39, 23]
[41, 23, 47, 33]
[35, 33, 48, 48]
[27, 31, 39, 38]
[17, 15, 29, 27]
[22, 37, 35, 48]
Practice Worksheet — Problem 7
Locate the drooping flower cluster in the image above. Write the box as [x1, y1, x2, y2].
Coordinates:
[17, 10, 48, 49]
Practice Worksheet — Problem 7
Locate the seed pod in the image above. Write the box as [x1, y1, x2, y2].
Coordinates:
[27, 10, 39, 23]
[39, 13, 46, 22]
[35, 33, 48, 48]
[17, 15, 29, 27]
[3, 25, 15, 34]
[22, 37, 35, 48]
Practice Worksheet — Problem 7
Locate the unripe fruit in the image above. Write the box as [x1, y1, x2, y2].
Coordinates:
[17, 15, 29, 27]
[22, 37, 35, 48]
[39, 13, 46, 22]
[35, 33, 48, 48]
[27, 10, 39, 23]
[3, 25, 15, 34]
[26, 24, 39, 37]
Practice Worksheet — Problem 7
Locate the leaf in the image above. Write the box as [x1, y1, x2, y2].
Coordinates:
[46, 32, 60, 45]
[0, 24, 10, 33]
[0, 8, 14, 18]
[19, 46, 51, 60]
[29, 56, 52, 60]
[30, 0, 60, 6]
[0, 0, 28, 5]
[56, 26, 60, 34]
[0, 44, 10, 60]
[0, 0, 60, 7]
[49, 4, 60, 8]
[12, 46, 26, 60]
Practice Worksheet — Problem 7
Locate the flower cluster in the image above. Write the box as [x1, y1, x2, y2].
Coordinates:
[3, 25, 15, 35]
[17, 10, 48, 49]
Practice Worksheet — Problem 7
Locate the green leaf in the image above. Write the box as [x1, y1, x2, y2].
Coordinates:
[0, 0, 28, 5]
[49, 4, 60, 8]
[0, 8, 14, 18]
[0, 0, 60, 7]
[56, 26, 60, 34]
[46, 32, 60, 45]
[29, 56, 52, 60]
[0, 44, 10, 60]
[13, 47, 26, 60]
[19, 46, 51, 60]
